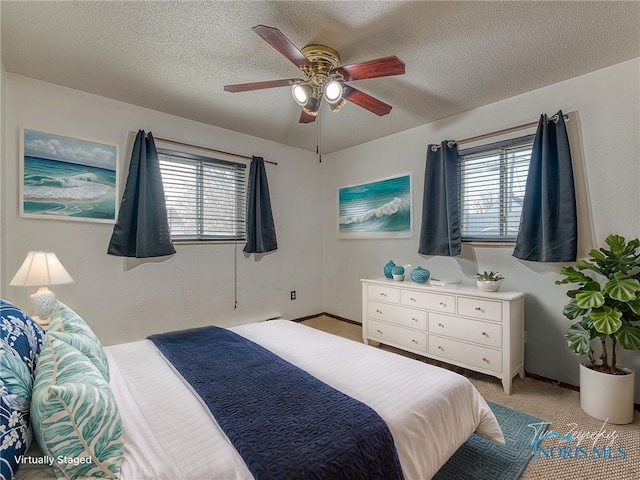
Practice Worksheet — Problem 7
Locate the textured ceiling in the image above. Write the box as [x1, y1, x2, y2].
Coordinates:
[2, 1, 639, 154]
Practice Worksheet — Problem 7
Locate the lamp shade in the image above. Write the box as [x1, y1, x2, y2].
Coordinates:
[9, 251, 74, 287]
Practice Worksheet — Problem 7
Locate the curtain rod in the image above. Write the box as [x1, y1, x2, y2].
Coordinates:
[153, 136, 278, 165]
[432, 112, 570, 150]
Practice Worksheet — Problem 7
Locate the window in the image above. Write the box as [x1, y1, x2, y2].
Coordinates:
[158, 149, 246, 242]
[458, 135, 534, 242]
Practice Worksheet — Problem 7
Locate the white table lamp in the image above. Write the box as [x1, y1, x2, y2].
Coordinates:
[10, 251, 74, 324]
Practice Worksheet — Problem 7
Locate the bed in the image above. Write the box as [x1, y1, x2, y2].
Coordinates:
[2, 300, 504, 480]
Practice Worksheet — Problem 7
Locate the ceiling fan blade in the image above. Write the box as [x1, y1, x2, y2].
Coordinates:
[252, 25, 313, 70]
[331, 56, 405, 81]
[299, 109, 317, 124]
[224, 78, 301, 93]
[343, 84, 393, 116]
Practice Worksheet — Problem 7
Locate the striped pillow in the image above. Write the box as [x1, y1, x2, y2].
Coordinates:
[31, 336, 123, 479]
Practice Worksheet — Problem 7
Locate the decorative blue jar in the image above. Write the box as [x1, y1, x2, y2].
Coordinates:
[391, 265, 405, 281]
[410, 266, 430, 283]
[383, 260, 396, 279]
[391, 265, 405, 276]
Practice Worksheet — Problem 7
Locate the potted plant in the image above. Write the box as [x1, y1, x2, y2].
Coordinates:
[476, 271, 504, 292]
[556, 234, 640, 424]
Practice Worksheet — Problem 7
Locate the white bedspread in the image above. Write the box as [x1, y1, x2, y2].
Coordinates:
[110, 320, 503, 480]
[17, 320, 503, 480]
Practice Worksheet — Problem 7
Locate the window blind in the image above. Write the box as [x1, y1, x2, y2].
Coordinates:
[458, 135, 534, 242]
[158, 149, 246, 241]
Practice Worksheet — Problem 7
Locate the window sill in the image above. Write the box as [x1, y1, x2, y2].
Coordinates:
[172, 239, 245, 246]
[464, 241, 515, 247]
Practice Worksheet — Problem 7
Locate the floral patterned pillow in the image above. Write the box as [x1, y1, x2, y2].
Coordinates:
[1, 299, 46, 480]
[47, 331, 110, 382]
[31, 336, 123, 479]
[49, 300, 109, 381]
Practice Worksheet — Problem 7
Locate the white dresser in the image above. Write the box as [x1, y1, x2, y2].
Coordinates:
[361, 278, 525, 394]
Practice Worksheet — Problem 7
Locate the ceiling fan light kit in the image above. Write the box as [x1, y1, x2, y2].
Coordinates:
[292, 83, 313, 106]
[301, 95, 321, 117]
[224, 25, 405, 124]
[323, 80, 344, 104]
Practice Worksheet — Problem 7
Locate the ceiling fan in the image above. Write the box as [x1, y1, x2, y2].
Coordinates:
[224, 25, 406, 124]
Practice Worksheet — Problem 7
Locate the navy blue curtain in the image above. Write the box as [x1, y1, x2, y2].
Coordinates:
[513, 111, 577, 262]
[418, 141, 461, 256]
[244, 156, 277, 254]
[107, 130, 176, 258]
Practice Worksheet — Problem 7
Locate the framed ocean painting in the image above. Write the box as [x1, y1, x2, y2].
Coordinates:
[20, 129, 118, 223]
[338, 173, 412, 238]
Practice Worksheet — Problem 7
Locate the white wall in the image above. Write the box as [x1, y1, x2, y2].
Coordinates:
[1, 75, 324, 345]
[323, 59, 640, 397]
[1, 8, 5, 299]
[3, 59, 639, 399]
[0, 60, 4, 300]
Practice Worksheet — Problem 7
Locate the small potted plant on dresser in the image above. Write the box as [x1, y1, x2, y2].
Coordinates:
[556, 234, 640, 424]
[476, 271, 504, 292]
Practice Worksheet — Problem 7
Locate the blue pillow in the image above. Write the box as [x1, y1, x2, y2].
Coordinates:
[1, 299, 46, 480]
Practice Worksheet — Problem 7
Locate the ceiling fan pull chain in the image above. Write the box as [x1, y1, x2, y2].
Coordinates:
[317, 108, 322, 163]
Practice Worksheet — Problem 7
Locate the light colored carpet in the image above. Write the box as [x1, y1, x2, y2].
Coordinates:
[301, 316, 640, 480]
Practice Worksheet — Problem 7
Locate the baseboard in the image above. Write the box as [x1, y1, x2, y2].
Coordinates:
[319, 312, 362, 326]
[291, 312, 361, 326]
[524, 372, 580, 391]
[525, 372, 640, 411]
[290, 313, 323, 323]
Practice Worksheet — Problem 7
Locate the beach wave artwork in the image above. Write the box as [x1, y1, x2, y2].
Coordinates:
[339, 175, 411, 237]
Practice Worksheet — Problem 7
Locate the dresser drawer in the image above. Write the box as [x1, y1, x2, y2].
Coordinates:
[368, 284, 400, 303]
[457, 297, 502, 322]
[368, 319, 427, 352]
[429, 313, 502, 348]
[368, 301, 427, 330]
[400, 289, 455, 314]
[428, 336, 502, 373]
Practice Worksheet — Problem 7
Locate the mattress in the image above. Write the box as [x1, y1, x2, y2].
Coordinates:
[16, 320, 503, 480]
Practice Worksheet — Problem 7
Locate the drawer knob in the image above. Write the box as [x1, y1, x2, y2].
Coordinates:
[380, 292, 387, 297]
[410, 297, 416, 302]
[377, 329, 383, 334]
[439, 302, 445, 306]
[376, 309, 383, 314]
[482, 331, 488, 336]
[482, 357, 489, 363]
[437, 345, 444, 351]
[475, 307, 482, 311]
[412, 339, 418, 344]
[437, 322, 444, 327]
[412, 317, 418, 322]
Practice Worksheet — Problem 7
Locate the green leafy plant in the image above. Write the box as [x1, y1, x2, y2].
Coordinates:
[556, 234, 640, 374]
[476, 271, 504, 281]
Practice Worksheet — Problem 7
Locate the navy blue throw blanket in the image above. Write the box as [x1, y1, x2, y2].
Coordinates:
[148, 326, 404, 480]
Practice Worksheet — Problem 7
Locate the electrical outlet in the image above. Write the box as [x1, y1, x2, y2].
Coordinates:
[290, 291, 296, 300]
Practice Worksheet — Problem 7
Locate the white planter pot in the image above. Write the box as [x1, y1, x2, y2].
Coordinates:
[579, 364, 635, 424]
[476, 279, 502, 292]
